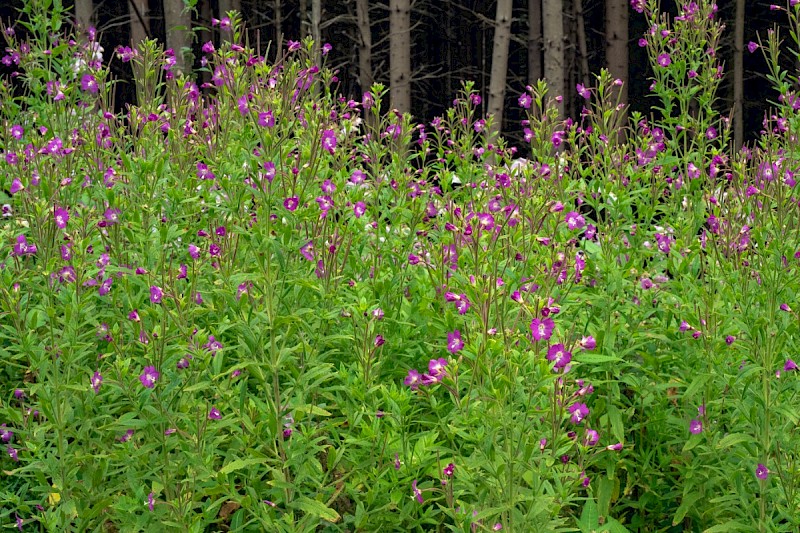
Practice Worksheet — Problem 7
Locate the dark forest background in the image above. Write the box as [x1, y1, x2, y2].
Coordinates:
[0, 0, 792, 152]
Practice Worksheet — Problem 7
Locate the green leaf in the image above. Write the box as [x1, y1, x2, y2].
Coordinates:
[219, 458, 264, 475]
[291, 496, 341, 523]
[716, 433, 752, 450]
[703, 521, 751, 532]
[576, 353, 622, 364]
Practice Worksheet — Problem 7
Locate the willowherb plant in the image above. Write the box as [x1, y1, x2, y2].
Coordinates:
[0, 0, 799, 531]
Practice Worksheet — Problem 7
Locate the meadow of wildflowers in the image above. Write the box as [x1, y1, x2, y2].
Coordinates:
[0, 0, 799, 531]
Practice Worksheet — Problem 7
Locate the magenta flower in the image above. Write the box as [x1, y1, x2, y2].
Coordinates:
[404, 369, 422, 390]
[443, 463, 455, 477]
[689, 419, 703, 434]
[103, 207, 121, 225]
[300, 241, 315, 261]
[447, 330, 464, 354]
[150, 285, 164, 304]
[784, 359, 797, 372]
[411, 480, 424, 503]
[147, 492, 155, 511]
[756, 463, 769, 480]
[80, 73, 99, 93]
[196, 161, 215, 180]
[657, 53, 671, 67]
[139, 366, 159, 388]
[607, 442, 623, 451]
[204, 335, 223, 356]
[748, 41, 759, 53]
[10, 124, 23, 139]
[530, 317, 555, 341]
[568, 403, 589, 424]
[546, 343, 572, 369]
[284, 196, 299, 211]
[565, 211, 585, 230]
[353, 201, 366, 218]
[321, 129, 337, 154]
[208, 407, 221, 420]
[7, 446, 18, 461]
[258, 111, 275, 128]
[424, 358, 448, 384]
[9, 178, 23, 195]
[91, 371, 103, 393]
[576, 83, 591, 99]
[53, 206, 69, 229]
[518, 93, 532, 109]
[579, 336, 596, 350]
[1, 424, 12, 443]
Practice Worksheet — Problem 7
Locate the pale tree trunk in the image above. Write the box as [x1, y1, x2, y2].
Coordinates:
[389, 0, 411, 113]
[164, 0, 192, 74]
[129, 0, 149, 45]
[487, 0, 513, 139]
[311, 0, 322, 63]
[574, 0, 589, 89]
[542, 0, 564, 117]
[218, 0, 242, 17]
[528, 0, 543, 85]
[74, 0, 93, 29]
[733, 0, 744, 150]
[275, 0, 283, 51]
[606, 0, 629, 107]
[355, 0, 374, 92]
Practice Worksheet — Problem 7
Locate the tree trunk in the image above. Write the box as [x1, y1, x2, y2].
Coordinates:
[164, 0, 192, 74]
[574, 0, 589, 90]
[488, 0, 513, 138]
[542, 0, 564, 117]
[605, 0, 629, 108]
[311, 0, 322, 63]
[389, 0, 411, 113]
[355, 0, 374, 92]
[129, 0, 149, 45]
[528, 0, 543, 85]
[74, 0, 93, 29]
[275, 0, 283, 52]
[733, 0, 744, 150]
[300, 0, 309, 38]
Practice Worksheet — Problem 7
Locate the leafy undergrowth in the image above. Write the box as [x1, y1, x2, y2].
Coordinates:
[0, 1, 798, 531]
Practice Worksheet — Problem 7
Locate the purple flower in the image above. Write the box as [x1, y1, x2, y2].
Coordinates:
[584, 429, 599, 446]
[80, 74, 98, 93]
[443, 463, 455, 477]
[0, 424, 12, 443]
[196, 162, 215, 180]
[565, 211, 585, 230]
[139, 366, 159, 388]
[10, 124, 23, 139]
[103, 208, 121, 225]
[657, 53, 671, 67]
[374, 334, 385, 347]
[518, 93, 532, 109]
[258, 111, 275, 128]
[689, 419, 703, 434]
[7, 446, 18, 461]
[150, 286, 164, 304]
[756, 463, 769, 480]
[204, 335, 223, 356]
[447, 330, 464, 353]
[300, 241, 314, 261]
[568, 403, 589, 424]
[91, 371, 103, 393]
[208, 407, 221, 420]
[321, 129, 337, 154]
[784, 359, 798, 372]
[12, 235, 36, 256]
[546, 343, 572, 369]
[411, 480, 424, 503]
[404, 369, 422, 390]
[530, 317, 555, 341]
[9, 178, 23, 195]
[748, 41, 759, 53]
[284, 197, 299, 211]
[607, 442, 623, 451]
[353, 201, 366, 218]
[576, 83, 591, 99]
[579, 336, 596, 350]
[53, 206, 69, 229]
[424, 358, 448, 384]
[147, 492, 155, 511]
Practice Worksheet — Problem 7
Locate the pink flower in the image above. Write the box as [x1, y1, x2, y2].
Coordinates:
[657, 53, 671, 67]
[150, 286, 164, 304]
[689, 419, 703, 434]
[404, 369, 422, 390]
[530, 317, 555, 341]
[208, 407, 222, 420]
[447, 330, 464, 354]
[53, 206, 69, 229]
[546, 343, 572, 369]
[565, 211, 585, 230]
[321, 129, 337, 154]
[139, 366, 159, 388]
[756, 463, 769, 480]
[518, 93, 532, 109]
[284, 197, 299, 211]
[569, 403, 589, 424]
[411, 480, 424, 503]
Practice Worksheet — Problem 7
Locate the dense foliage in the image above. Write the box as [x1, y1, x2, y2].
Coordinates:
[0, 0, 798, 531]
